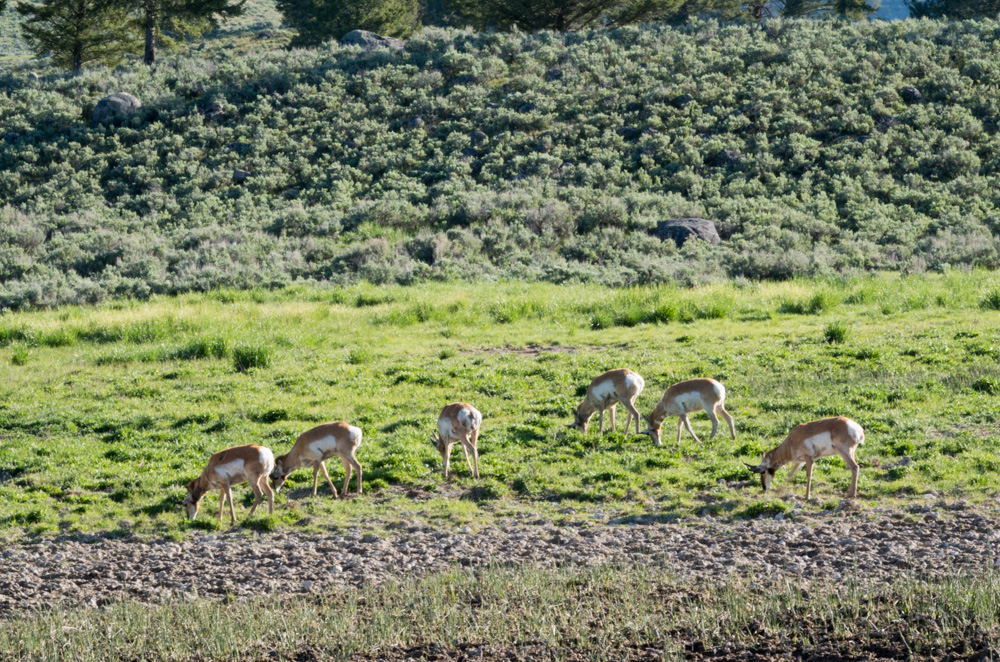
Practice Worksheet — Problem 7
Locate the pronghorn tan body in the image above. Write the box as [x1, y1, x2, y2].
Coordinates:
[271, 422, 363, 497]
[642, 378, 735, 446]
[182, 444, 275, 524]
[746, 416, 865, 499]
[570, 369, 645, 435]
[433, 403, 482, 479]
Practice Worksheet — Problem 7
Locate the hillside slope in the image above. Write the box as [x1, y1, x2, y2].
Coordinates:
[1, 19, 999, 307]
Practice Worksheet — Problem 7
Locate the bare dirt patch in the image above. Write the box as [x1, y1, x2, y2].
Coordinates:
[459, 343, 629, 356]
[1, 506, 999, 616]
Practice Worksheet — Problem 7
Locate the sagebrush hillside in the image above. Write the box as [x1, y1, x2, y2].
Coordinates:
[2, 19, 1000, 308]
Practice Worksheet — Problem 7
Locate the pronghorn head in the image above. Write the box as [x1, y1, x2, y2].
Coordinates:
[270, 456, 292, 493]
[181, 479, 205, 520]
[745, 452, 777, 492]
[640, 415, 662, 446]
[431, 433, 446, 454]
[567, 407, 591, 433]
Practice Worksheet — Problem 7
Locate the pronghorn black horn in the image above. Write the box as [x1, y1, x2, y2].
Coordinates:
[744, 462, 764, 473]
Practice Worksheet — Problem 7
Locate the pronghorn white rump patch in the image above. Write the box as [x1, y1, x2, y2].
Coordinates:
[623, 373, 644, 396]
[845, 419, 865, 444]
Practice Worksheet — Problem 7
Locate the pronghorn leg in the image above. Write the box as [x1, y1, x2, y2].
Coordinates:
[461, 442, 475, 477]
[226, 486, 237, 524]
[623, 397, 642, 435]
[719, 405, 736, 439]
[319, 461, 339, 498]
[844, 449, 860, 499]
[681, 415, 700, 443]
[349, 453, 363, 494]
[705, 407, 720, 439]
[804, 461, 814, 500]
[218, 489, 227, 521]
[443, 444, 452, 479]
[340, 456, 352, 497]
[312, 466, 320, 497]
[259, 475, 274, 514]
[248, 480, 263, 516]
[598, 409, 605, 434]
[609, 405, 616, 433]
[470, 428, 480, 480]
[676, 417, 684, 445]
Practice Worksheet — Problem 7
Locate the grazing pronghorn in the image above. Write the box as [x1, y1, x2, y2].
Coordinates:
[745, 416, 865, 499]
[569, 369, 645, 435]
[182, 444, 275, 524]
[433, 402, 482, 479]
[270, 422, 363, 498]
[641, 378, 735, 446]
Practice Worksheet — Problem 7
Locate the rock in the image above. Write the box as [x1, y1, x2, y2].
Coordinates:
[93, 93, 142, 125]
[654, 218, 721, 247]
[894, 456, 912, 467]
[233, 169, 251, 183]
[518, 102, 537, 113]
[340, 30, 404, 52]
[545, 68, 563, 82]
[405, 115, 424, 129]
[712, 149, 743, 167]
[469, 130, 488, 144]
[900, 86, 922, 104]
[28, 72, 40, 81]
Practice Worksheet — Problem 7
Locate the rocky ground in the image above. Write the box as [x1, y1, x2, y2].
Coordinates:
[1, 501, 998, 615]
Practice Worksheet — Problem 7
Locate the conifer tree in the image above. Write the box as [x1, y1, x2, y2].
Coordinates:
[124, 0, 244, 66]
[906, 0, 999, 17]
[15, 0, 135, 73]
[278, 0, 418, 47]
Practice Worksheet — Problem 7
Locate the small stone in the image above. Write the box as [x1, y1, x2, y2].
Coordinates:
[774, 513, 784, 521]
[233, 169, 251, 183]
[518, 102, 537, 113]
[340, 30, 404, 52]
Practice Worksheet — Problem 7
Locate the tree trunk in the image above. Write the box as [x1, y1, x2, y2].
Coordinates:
[72, 44, 83, 75]
[143, 11, 156, 66]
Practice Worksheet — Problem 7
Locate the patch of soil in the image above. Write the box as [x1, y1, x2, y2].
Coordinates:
[460, 343, 628, 356]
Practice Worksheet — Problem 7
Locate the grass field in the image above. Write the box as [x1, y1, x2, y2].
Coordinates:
[0, 272, 999, 539]
[3, 564, 999, 660]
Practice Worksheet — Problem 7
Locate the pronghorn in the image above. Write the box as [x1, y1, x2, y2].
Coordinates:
[745, 416, 865, 499]
[433, 402, 482, 479]
[182, 444, 275, 524]
[641, 378, 735, 446]
[270, 422, 363, 498]
[569, 369, 645, 435]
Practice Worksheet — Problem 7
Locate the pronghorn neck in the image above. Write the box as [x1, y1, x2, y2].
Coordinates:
[274, 452, 300, 475]
[648, 401, 668, 430]
[765, 439, 796, 471]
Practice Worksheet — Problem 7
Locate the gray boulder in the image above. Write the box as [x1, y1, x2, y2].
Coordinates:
[655, 218, 721, 247]
[93, 93, 141, 125]
[340, 30, 404, 51]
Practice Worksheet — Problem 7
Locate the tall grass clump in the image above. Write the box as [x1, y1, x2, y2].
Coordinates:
[824, 321, 849, 344]
[980, 290, 1000, 311]
[232, 343, 273, 372]
[779, 292, 836, 315]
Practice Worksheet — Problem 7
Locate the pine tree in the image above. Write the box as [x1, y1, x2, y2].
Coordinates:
[15, 0, 136, 73]
[278, 0, 418, 48]
[124, 0, 244, 66]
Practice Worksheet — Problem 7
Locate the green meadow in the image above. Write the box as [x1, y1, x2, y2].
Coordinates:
[0, 271, 998, 538]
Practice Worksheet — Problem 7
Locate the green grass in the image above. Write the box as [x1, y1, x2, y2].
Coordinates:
[0, 272, 999, 538]
[2, 564, 999, 661]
